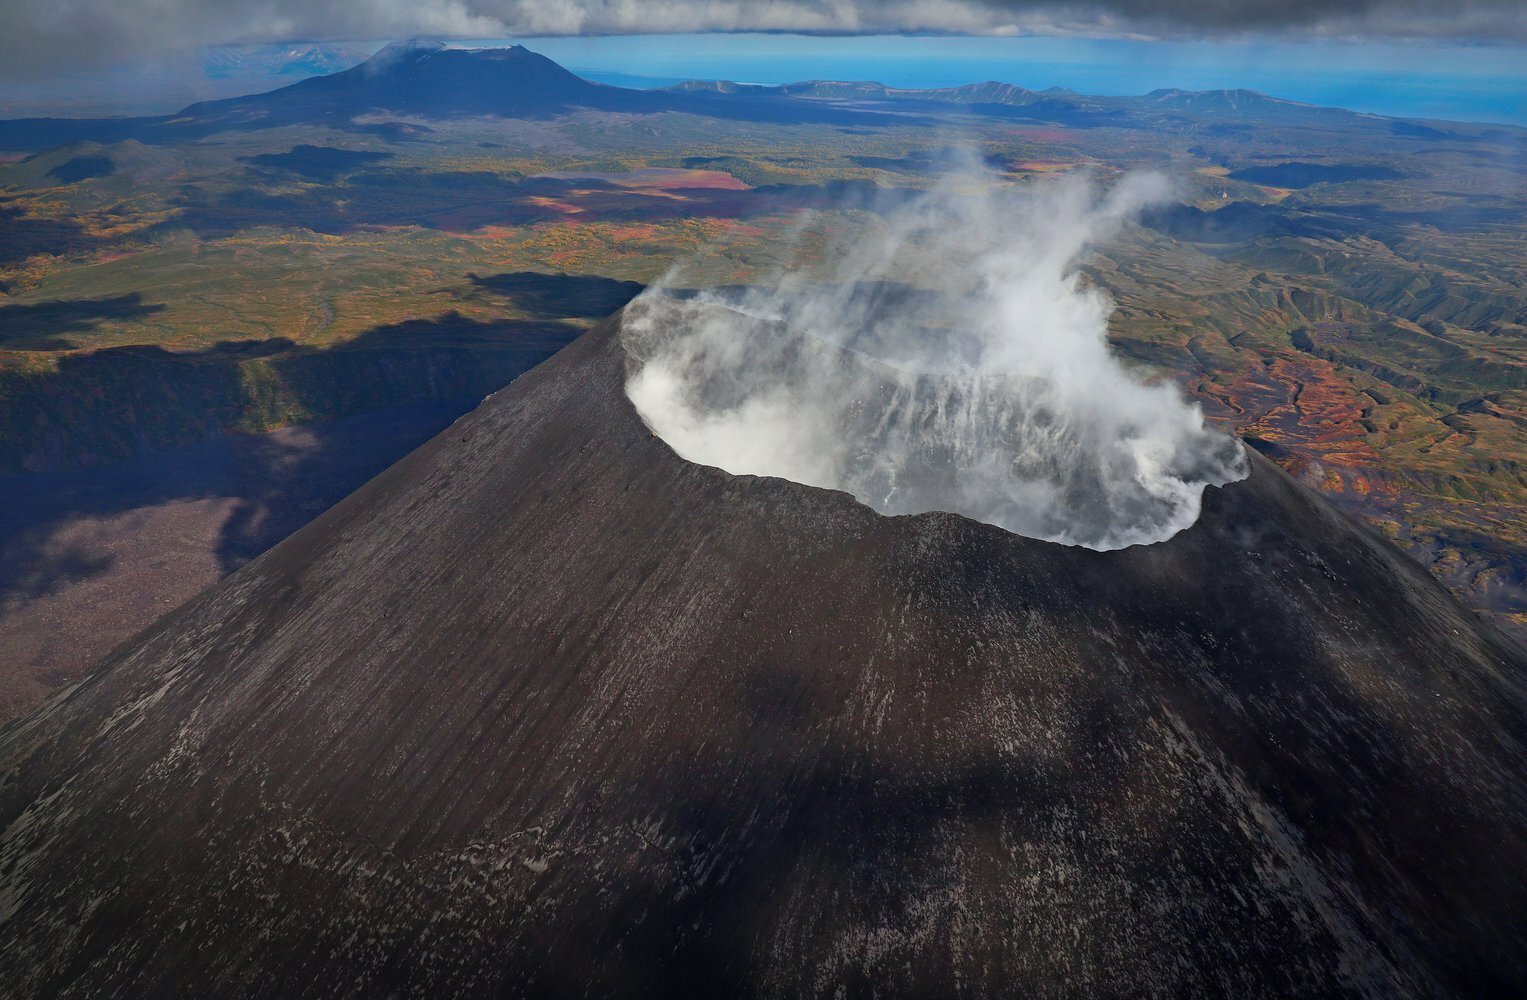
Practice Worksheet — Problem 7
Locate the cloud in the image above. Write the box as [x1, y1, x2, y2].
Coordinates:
[622, 164, 1249, 551]
[0, 0, 1523, 79]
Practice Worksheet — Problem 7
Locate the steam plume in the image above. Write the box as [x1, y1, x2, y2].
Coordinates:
[622, 166, 1247, 550]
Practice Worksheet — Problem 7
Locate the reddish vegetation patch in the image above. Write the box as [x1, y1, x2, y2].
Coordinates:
[526, 196, 587, 214]
[1227, 356, 1381, 465]
[423, 170, 824, 236]
[721, 221, 768, 237]
[1185, 354, 1404, 504]
[640, 170, 750, 192]
[603, 224, 665, 240]
[1261, 445, 1394, 499]
[447, 225, 520, 240]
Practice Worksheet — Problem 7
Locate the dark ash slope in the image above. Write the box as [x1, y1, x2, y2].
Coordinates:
[0, 313, 1523, 997]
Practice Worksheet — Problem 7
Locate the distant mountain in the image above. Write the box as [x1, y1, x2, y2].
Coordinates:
[0, 43, 1500, 154]
[178, 40, 641, 125]
[1143, 87, 1307, 112]
[671, 78, 1056, 108]
[1138, 87, 1365, 124]
[0, 42, 902, 151]
[665, 78, 785, 96]
[665, 77, 1134, 129]
[200, 43, 370, 81]
[662, 77, 1371, 127]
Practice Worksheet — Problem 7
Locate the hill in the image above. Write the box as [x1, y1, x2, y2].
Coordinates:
[0, 311, 1522, 996]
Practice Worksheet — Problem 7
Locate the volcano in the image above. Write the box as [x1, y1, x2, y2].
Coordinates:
[177, 41, 635, 123]
[0, 311, 1523, 996]
[0, 42, 898, 151]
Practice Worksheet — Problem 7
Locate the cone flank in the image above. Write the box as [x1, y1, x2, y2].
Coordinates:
[0, 311, 1522, 996]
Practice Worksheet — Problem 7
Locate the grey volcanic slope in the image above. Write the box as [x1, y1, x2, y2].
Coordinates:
[0, 312, 1524, 998]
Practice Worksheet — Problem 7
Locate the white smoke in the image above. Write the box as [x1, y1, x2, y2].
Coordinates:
[622, 166, 1248, 550]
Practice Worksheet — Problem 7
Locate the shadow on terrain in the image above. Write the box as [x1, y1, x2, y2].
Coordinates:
[0, 526, 114, 609]
[0, 271, 619, 710]
[0, 310, 586, 609]
[1140, 202, 1345, 243]
[850, 147, 1010, 173]
[0, 398, 473, 613]
[47, 155, 114, 184]
[243, 144, 394, 181]
[467, 271, 643, 317]
[1337, 200, 1527, 233]
[1227, 162, 1404, 188]
[0, 312, 583, 476]
[1142, 195, 1527, 244]
[0, 293, 166, 350]
[1425, 527, 1527, 617]
[0, 201, 105, 264]
[0, 309, 592, 627]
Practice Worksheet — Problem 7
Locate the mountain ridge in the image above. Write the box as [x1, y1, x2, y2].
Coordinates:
[1, 42, 1512, 153]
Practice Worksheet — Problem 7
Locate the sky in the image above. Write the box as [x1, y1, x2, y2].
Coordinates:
[1, 0, 1525, 80]
[0, 1, 1523, 124]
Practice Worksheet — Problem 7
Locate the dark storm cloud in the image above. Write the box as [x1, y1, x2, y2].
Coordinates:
[0, 0, 1522, 78]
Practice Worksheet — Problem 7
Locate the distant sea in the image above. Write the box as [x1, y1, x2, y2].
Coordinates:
[523, 34, 1527, 127]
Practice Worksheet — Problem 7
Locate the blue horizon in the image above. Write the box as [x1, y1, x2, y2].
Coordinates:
[498, 34, 1527, 127]
[2, 32, 1524, 127]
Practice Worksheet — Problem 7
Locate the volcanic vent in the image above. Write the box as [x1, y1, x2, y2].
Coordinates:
[623, 170, 1246, 549]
